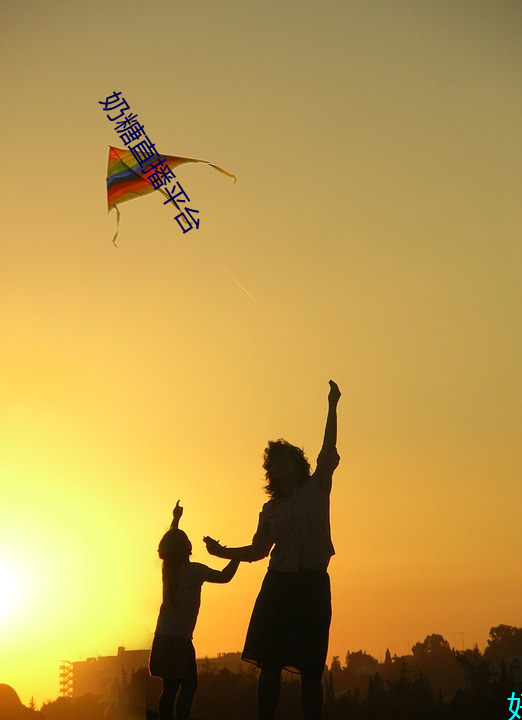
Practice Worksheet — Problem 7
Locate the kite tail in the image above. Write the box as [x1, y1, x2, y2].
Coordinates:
[207, 163, 238, 184]
[112, 206, 121, 247]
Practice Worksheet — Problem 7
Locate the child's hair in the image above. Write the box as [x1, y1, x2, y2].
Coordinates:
[158, 529, 192, 599]
[158, 529, 192, 563]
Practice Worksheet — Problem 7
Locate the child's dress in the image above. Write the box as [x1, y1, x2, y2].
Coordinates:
[149, 561, 211, 679]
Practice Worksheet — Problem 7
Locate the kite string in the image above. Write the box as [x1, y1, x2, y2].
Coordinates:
[212, 257, 273, 321]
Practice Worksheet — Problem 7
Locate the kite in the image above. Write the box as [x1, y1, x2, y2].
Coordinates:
[106, 146, 237, 244]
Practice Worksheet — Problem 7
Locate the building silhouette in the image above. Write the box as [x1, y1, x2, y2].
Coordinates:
[68, 646, 150, 700]
[60, 646, 246, 712]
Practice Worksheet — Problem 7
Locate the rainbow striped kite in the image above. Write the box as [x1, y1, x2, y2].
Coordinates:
[106, 146, 237, 244]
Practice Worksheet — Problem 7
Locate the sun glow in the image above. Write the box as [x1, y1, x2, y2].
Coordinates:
[0, 560, 24, 620]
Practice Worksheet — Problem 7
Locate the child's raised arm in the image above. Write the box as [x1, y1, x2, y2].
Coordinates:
[204, 558, 240, 584]
[170, 500, 183, 529]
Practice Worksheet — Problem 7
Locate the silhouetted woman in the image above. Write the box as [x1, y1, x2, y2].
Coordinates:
[150, 501, 240, 720]
[204, 380, 341, 720]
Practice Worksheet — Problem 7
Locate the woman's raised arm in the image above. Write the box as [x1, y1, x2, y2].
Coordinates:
[322, 380, 341, 451]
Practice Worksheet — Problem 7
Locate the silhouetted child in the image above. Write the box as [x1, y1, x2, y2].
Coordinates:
[149, 501, 240, 720]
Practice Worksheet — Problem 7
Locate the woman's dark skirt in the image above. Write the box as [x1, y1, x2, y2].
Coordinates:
[241, 568, 331, 681]
[149, 636, 197, 680]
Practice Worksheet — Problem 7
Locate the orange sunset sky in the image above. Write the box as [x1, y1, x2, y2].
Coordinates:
[1, 0, 521, 707]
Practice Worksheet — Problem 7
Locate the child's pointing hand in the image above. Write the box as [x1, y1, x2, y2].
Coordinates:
[172, 500, 183, 528]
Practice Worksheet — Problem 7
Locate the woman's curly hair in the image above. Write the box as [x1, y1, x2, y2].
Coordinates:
[263, 439, 311, 499]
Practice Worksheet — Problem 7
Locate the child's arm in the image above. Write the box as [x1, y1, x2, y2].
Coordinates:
[170, 500, 183, 529]
[204, 558, 240, 584]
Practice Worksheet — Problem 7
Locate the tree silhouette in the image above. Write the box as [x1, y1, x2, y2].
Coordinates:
[450, 648, 508, 720]
[484, 624, 522, 665]
[40, 693, 107, 720]
[411, 633, 463, 699]
[345, 650, 379, 674]
[344, 650, 379, 696]
[34, 624, 522, 719]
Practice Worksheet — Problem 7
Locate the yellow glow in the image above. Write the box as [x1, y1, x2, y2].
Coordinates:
[1, 0, 521, 709]
[0, 560, 24, 620]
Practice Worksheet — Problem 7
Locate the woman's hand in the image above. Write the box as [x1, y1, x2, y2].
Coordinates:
[328, 380, 341, 406]
[203, 536, 225, 557]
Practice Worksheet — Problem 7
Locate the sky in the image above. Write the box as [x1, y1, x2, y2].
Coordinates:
[1, 0, 521, 707]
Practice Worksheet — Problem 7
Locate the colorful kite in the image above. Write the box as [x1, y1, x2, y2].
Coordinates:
[106, 146, 237, 244]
